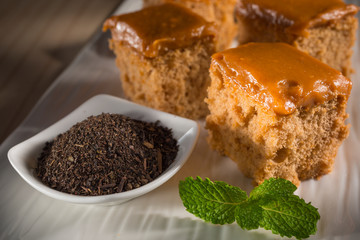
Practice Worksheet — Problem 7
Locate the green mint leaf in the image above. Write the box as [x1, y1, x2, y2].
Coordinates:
[258, 194, 320, 239]
[235, 200, 263, 230]
[250, 178, 297, 199]
[179, 176, 248, 224]
[179, 177, 320, 239]
[237, 178, 320, 239]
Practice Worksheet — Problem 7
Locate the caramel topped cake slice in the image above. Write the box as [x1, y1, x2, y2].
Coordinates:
[143, 0, 238, 51]
[237, 0, 358, 36]
[235, 0, 359, 76]
[103, 3, 216, 58]
[212, 42, 351, 115]
[206, 42, 352, 186]
[103, 3, 216, 119]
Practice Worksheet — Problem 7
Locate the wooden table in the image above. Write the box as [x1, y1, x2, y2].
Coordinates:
[0, 0, 123, 143]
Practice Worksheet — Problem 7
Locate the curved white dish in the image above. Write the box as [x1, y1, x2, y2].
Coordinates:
[7, 94, 199, 205]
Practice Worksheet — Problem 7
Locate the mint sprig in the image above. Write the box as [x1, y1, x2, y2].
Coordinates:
[179, 177, 320, 239]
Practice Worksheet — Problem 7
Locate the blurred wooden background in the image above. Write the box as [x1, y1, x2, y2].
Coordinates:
[0, 0, 123, 144]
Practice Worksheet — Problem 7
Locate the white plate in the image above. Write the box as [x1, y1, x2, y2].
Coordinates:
[7, 94, 199, 205]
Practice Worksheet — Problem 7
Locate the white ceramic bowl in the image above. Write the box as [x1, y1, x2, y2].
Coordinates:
[8, 94, 199, 205]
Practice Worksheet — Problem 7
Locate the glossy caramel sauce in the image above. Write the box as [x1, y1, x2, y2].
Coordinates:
[103, 3, 216, 58]
[212, 43, 352, 115]
[237, 0, 359, 36]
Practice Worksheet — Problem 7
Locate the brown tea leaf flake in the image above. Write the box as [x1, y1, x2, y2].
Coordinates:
[35, 113, 179, 196]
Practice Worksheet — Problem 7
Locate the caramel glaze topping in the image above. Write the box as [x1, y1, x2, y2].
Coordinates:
[103, 3, 216, 58]
[212, 43, 352, 115]
[236, 0, 359, 36]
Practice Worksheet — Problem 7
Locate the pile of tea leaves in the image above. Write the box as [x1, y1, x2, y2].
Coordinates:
[36, 113, 178, 196]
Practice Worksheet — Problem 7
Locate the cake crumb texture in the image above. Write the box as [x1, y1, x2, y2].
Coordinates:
[104, 3, 216, 119]
[111, 40, 214, 119]
[206, 43, 351, 186]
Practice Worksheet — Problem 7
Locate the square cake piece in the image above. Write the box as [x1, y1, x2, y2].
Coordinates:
[143, 0, 237, 51]
[235, 0, 359, 77]
[103, 3, 216, 119]
[206, 42, 352, 186]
